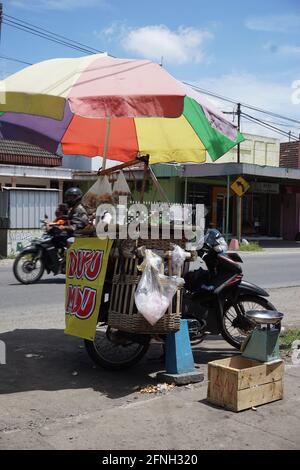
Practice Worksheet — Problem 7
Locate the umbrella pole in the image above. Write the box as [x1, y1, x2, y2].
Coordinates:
[102, 117, 111, 171]
[140, 162, 149, 203]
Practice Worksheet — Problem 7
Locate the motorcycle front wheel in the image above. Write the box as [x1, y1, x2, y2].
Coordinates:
[222, 295, 276, 350]
[84, 325, 150, 370]
[13, 250, 44, 284]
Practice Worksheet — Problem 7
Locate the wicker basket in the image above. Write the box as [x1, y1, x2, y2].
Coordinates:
[107, 249, 183, 334]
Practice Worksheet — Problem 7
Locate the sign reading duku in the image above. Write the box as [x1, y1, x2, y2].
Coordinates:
[65, 237, 113, 341]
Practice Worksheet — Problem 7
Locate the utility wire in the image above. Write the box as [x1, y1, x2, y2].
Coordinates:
[4, 13, 102, 54]
[242, 111, 299, 139]
[222, 110, 299, 130]
[0, 54, 32, 65]
[242, 113, 299, 141]
[3, 19, 99, 55]
[185, 81, 300, 126]
[243, 116, 298, 140]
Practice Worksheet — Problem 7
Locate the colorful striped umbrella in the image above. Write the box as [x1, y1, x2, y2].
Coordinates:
[0, 53, 186, 120]
[0, 54, 244, 164]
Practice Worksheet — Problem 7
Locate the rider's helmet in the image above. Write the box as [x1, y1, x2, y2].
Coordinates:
[64, 187, 83, 207]
[204, 229, 228, 253]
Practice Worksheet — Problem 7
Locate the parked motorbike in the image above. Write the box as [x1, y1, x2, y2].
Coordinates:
[181, 229, 275, 349]
[13, 217, 69, 284]
[84, 229, 276, 370]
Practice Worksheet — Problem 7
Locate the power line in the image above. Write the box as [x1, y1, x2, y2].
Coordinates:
[4, 13, 101, 54]
[185, 81, 300, 126]
[3, 19, 99, 55]
[222, 110, 299, 130]
[0, 54, 32, 65]
[242, 111, 299, 139]
[242, 113, 299, 141]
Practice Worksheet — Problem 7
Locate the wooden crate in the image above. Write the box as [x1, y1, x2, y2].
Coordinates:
[207, 356, 284, 412]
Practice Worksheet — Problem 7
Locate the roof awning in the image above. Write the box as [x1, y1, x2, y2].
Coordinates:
[182, 162, 300, 184]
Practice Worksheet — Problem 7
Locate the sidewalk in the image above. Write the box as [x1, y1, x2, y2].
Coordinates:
[268, 286, 300, 329]
[0, 335, 299, 450]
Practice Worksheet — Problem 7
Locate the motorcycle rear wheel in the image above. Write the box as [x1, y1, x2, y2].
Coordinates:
[222, 295, 276, 350]
[84, 325, 150, 370]
[13, 250, 44, 284]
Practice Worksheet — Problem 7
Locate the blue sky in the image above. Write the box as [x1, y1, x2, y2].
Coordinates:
[1, 0, 300, 138]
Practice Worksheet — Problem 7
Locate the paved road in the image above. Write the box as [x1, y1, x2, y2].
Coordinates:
[239, 251, 300, 289]
[1, 251, 300, 305]
[1, 251, 300, 331]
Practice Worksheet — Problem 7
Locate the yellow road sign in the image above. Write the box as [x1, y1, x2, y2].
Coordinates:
[231, 176, 250, 197]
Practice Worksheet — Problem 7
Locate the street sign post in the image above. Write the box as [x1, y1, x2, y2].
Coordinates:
[230, 176, 250, 242]
[231, 176, 250, 197]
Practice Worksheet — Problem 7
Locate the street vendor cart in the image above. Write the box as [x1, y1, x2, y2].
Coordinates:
[65, 156, 198, 369]
[0, 53, 243, 372]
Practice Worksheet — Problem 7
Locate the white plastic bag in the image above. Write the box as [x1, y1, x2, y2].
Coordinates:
[171, 244, 188, 273]
[135, 250, 184, 326]
[137, 249, 162, 273]
[82, 176, 113, 210]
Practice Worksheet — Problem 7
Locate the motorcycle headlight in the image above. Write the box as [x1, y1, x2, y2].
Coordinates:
[214, 237, 228, 253]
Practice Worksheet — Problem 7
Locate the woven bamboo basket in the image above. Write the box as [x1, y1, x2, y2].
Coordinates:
[107, 239, 185, 334]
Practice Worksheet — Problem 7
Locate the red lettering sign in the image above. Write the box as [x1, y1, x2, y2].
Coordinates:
[66, 285, 97, 319]
[67, 249, 103, 281]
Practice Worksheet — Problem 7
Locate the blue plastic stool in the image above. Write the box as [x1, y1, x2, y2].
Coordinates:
[156, 319, 204, 385]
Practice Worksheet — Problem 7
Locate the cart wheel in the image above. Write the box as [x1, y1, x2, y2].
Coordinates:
[84, 325, 150, 370]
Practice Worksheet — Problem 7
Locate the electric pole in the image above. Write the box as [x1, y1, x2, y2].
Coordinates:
[236, 103, 242, 242]
[0, 4, 2, 40]
[237, 103, 241, 163]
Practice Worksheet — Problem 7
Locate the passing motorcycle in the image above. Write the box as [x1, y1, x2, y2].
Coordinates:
[84, 229, 276, 370]
[13, 218, 69, 284]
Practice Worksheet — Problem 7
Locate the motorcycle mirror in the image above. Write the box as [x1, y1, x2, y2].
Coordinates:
[44, 214, 49, 220]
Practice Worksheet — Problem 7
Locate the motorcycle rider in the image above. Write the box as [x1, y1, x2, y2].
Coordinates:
[56, 187, 89, 235]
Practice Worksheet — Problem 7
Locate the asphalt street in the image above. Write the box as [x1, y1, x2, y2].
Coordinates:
[1, 251, 300, 327]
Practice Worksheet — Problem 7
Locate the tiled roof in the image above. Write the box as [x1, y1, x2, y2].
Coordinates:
[0, 140, 62, 167]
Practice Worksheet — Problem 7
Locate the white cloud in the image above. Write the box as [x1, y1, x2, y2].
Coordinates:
[192, 73, 300, 139]
[245, 14, 300, 33]
[8, 0, 103, 10]
[100, 24, 213, 65]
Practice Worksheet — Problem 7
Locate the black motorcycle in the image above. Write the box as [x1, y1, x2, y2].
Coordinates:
[13, 219, 69, 284]
[182, 229, 275, 349]
[84, 229, 276, 370]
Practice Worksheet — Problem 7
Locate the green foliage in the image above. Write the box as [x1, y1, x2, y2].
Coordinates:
[239, 242, 263, 252]
[280, 329, 300, 351]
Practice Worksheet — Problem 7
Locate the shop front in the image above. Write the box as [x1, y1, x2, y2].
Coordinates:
[183, 162, 300, 240]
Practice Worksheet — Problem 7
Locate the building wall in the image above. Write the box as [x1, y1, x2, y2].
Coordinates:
[62, 154, 118, 172]
[131, 177, 183, 203]
[206, 133, 280, 167]
[0, 176, 51, 188]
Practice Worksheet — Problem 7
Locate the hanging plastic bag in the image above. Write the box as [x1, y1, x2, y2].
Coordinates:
[137, 249, 163, 273]
[113, 171, 131, 198]
[135, 250, 184, 326]
[82, 176, 113, 211]
[171, 244, 188, 274]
